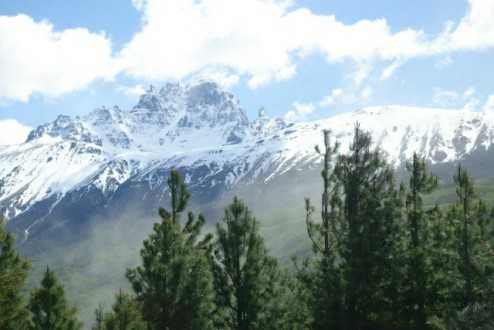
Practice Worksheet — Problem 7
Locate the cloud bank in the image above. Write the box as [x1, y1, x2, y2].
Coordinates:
[1, 0, 494, 101]
[0, 15, 115, 102]
[0, 119, 31, 145]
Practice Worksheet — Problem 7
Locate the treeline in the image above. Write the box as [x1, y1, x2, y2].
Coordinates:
[2, 125, 494, 329]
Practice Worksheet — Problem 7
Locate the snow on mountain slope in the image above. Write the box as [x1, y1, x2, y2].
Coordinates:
[2, 81, 494, 226]
[308, 106, 494, 164]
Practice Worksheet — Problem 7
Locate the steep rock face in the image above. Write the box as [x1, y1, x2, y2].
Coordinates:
[2, 83, 494, 244]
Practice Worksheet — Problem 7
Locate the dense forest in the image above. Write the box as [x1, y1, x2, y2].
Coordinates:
[2, 125, 494, 330]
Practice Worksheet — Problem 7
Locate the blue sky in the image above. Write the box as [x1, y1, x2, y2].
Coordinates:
[1, 0, 494, 142]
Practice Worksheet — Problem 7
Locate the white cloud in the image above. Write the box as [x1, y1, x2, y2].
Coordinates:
[463, 87, 476, 99]
[320, 88, 345, 107]
[118, 0, 494, 90]
[189, 68, 240, 88]
[320, 85, 372, 107]
[440, 91, 494, 113]
[380, 60, 403, 80]
[284, 101, 315, 122]
[116, 0, 434, 89]
[360, 86, 373, 102]
[0, 15, 116, 102]
[433, 86, 479, 108]
[483, 95, 494, 112]
[433, 88, 460, 106]
[435, 55, 453, 69]
[3, 0, 494, 101]
[117, 84, 146, 96]
[439, 0, 494, 51]
[0, 119, 31, 145]
[350, 62, 373, 86]
[131, 0, 146, 10]
[118, 0, 438, 88]
[118, 0, 299, 88]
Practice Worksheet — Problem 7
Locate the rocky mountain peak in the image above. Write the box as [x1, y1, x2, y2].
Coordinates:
[25, 81, 252, 147]
[27, 114, 85, 142]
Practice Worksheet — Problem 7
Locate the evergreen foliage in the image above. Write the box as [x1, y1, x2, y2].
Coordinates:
[29, 267, 82, 330]
[403, 153, 439, 329]
[126, 169, 215, 330]
[212, 196, 288, 330]
[4, 126, 494, 329]
[302, 129, 344, 329]
[94, 291, 146, 330]
[336, 124, 404, 329]
[447, 303, 494, 330]
[0, 217, 31, 330]
[449, 166, 494, 309]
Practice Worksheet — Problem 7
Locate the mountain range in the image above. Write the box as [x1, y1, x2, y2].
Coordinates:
[2, 80, 494, 251]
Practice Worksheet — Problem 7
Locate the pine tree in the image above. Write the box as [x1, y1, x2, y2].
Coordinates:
[29, 267, 82, 330]
[404, 153, 438, 330]
[289, 259, 315, 329]
[212, 197, 287, 330]
[334, 124, 404, 329]
[0, 217, 31, 330]
[126, 169, 215, 330]
[427, 205, 458, 323]
[447, 303, 494, 330]
[453, 166, 477, 307]
[303, 129, 344, 329]
[300, 126, 406, 329]
[99, 291, 146, 330]
[451, 166, 494, 311]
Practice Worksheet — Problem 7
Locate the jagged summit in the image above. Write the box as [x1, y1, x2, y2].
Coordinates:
[131, 81, 248, 128]
[25, 81, 252, 152]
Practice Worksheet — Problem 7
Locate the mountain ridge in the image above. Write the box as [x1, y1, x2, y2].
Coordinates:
[2, 82, 494, 244]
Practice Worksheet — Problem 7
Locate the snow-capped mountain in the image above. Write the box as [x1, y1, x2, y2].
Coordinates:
[2, 81, 494, 244]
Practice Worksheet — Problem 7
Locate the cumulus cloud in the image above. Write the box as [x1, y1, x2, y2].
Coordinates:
[3, 0, 494, 101]
[0, 119, 31, 145]
[118, 0, 300, 88]
[0, 15, 116, 102]
[438, 0, 494, 51]
[118, 0, 494, 90]
[284, 101, 315, 122]
[117, 0, 431, 87]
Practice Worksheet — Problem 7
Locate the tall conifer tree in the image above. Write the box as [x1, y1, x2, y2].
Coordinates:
[303, 129, 343, 329]
[404, 153, 438, 330]
[126, 169, 215, 330]
[213, 197, 286, 330]
[334, 124, 403, 329]
[453, 165, 477, 307]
